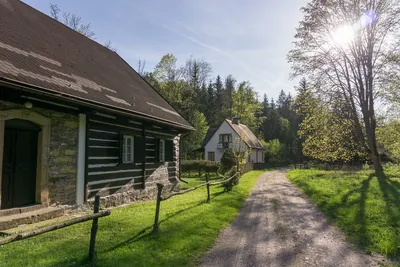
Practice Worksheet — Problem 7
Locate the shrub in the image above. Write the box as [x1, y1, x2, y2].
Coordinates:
[182, 160, 220, 175]
[220, 150, 236, 173]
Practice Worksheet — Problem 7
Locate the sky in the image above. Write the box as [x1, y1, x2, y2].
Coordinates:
[22, 0, 308, 100]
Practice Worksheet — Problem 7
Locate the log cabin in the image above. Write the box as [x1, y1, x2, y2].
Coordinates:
[0, 0, 193, 217]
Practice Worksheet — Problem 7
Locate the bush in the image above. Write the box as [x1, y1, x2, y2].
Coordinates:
[220, 150, 236, 173]
[182, 160, 220, 175]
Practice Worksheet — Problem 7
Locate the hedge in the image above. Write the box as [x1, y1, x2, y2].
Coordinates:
[182, 160, 220, 174]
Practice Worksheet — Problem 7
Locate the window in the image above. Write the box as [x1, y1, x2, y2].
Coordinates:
[208, 152, 215, 161]
[159, 139, 165, 162]
[219, 134, 232, 143]
[122, 135, 134, 163]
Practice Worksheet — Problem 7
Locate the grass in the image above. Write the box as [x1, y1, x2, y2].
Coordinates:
[0, 170, 265, 267]
[180, 172, 225, 190]
[287, 166, 400, 258]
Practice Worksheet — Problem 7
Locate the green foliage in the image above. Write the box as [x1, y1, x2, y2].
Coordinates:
[264, 139, 283, 164]
[231, 81, 262, 133]
[298, 102, 366, 163]
[220, 150, 236, 173]
[293, 80, 365, 163]
[287, 167, 400, 257]
[181, 160, 220, 174]
[182, 111, 208, 159]
[143, 53, 268, 159]
[0, 170, 265, 266]
[287, 0, 400, 171]
[377, 120, 400, 162]
[262, 89, 301, 163]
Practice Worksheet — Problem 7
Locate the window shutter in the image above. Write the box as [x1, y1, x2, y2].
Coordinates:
[119, 134, 124, 164]
[155, 138, 160, 162]
[165, 140, 174, 162]
[134, 136, 145, 163]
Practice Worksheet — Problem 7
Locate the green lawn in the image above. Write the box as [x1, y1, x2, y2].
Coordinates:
[0, 170, 265, 267]
[287, 166, 400, 258]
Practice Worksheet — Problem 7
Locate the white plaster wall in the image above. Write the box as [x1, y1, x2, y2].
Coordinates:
[204, 121, 246, 162]
[258, 150, 265, 163]
[250, 150, 265, 163]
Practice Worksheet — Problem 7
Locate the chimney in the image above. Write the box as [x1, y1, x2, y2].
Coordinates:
[232, 116, 240, 125]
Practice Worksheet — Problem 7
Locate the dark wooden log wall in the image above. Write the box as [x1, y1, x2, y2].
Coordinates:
[85, 113, 179, 199]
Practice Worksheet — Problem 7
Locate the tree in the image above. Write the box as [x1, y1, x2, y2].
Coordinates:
[288, 0, 400, 171]
[231, 81, 262, 132]
[262, 93, 269, 117]
[181, 111, 208, 159]
[152, 53, 182, 104]
[49, 3, 114, 50]
[214, 75, 224, 121]
[264, 139, 284, 164]
[205, 81, 218, 126]
[137, 59, 146, 76]
[297, 92, 366, 163]
[223, 75, 236, 119]
[376, 120, 400, 163]
[103, 40, 117, 52]
[49, 3, 95, 38]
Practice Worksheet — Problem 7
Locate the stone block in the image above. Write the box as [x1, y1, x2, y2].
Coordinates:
[59, 166, 77, 174]
[64, 121, 79, 129]
[52, 156, 72, 163]
[49, 148, 62, 157]
[65, 149, 76, 156]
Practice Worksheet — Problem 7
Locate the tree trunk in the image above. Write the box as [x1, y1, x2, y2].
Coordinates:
[363, 115, 383, 172]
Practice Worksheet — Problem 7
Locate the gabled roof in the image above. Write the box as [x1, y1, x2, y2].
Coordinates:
[201, 127, 218, 148]
[225, 119, 265, 150]
[0, 0, 193, 130]
[201, 119, 265, 150]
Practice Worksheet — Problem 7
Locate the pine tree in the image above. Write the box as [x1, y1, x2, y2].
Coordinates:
[214, 75, 224, 122]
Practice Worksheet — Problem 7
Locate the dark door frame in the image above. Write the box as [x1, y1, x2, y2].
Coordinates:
[0, 109, 51, 209]
[2, 125, 39, 208]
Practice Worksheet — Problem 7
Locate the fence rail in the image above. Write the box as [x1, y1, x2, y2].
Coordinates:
[153, 172, 239, 232]
[0, 196, 111, 265]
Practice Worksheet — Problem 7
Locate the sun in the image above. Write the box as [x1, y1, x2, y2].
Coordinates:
[332, 24, 355, 47]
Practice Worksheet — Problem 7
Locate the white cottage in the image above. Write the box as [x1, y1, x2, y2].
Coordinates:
[200, 117, 265, 163]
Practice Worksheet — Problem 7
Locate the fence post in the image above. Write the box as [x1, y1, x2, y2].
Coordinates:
[206, 173, 210, 202]
[89, 195, 100, 264]
[153, 183, 164, 232]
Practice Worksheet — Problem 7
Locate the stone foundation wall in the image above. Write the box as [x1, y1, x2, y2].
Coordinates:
[0, 101, 78, 205]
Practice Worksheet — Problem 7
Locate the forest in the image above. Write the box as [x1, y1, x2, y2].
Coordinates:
[141, 50, 400, 168]
[139, 53, 302, 163]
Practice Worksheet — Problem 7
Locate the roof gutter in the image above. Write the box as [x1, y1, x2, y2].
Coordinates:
[0, 78, 195, 132]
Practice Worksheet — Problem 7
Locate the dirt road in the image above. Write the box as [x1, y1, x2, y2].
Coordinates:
[199, 169, 385, 267]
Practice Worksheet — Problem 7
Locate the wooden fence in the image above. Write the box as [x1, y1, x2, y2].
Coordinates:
[0, 196, 111, 265]
[240, 163, 254, 174]
[153, 172, 239, 232]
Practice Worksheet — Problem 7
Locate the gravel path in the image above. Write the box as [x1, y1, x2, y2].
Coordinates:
[199, 169, 386, 267]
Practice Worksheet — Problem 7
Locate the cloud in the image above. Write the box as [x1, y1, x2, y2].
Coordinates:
[159, 21, 273, 84]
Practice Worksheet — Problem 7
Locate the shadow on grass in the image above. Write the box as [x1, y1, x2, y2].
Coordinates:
[292, 169, 400, 258]
[103, 189, 228, 254]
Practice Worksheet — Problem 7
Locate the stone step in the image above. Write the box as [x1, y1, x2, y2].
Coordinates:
[0, 204, 47, 217]
[0, 207, 64, 231]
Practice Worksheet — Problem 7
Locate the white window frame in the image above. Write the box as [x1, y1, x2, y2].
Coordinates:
[159, 139, 165, 162]
[123, 135, 134, 163]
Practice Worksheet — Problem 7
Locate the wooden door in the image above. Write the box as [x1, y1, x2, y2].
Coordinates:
[1, 121, 39, 209]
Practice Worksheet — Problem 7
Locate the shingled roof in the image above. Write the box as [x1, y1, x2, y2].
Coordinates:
[200, 119, 265, 150]
[201, 127, 218, 148]
[225, 119, 265, 150]
[0, 0, 193, 130]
